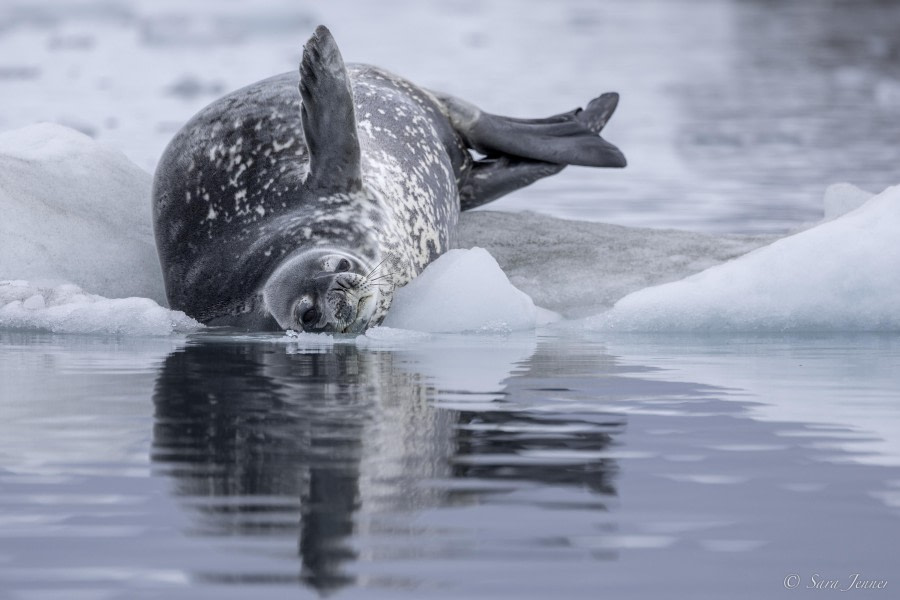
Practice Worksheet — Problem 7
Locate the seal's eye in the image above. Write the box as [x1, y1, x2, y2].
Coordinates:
[336, 258, 351, 272]
[301, 307, 319, 327]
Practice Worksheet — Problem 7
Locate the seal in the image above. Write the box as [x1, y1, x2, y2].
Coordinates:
[153, 25, 626, 333]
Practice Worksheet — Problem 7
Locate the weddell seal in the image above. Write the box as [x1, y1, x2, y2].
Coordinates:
[153, 25, 626, 333]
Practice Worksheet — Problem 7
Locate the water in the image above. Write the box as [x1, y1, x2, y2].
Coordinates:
[1, 330, 899, 598]
[2, 0, 900, 598]
[1, 0, 898, 232]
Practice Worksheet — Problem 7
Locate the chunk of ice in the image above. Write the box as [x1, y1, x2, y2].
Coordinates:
[383, 248, 539, 333]
[0, 280, 201, 336]
[590, 185, 900, 332]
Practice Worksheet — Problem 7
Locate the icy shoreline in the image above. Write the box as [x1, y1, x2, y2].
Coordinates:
[1, 124, 897, 336]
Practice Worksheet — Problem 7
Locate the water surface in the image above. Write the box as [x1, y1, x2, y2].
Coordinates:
[2, 330, 898, 598]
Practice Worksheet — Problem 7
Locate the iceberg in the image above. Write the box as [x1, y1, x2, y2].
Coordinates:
[0, 123, 164, 304]
[591, 185, 900, 332]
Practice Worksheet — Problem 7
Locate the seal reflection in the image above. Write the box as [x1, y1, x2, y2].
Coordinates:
[153, 342, 385, 590]
[151, 337, 624, 592]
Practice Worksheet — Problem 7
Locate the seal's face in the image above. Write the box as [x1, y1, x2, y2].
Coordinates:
[263, 248, 384, 334]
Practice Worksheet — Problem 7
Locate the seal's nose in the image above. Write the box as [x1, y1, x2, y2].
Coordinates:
[305, 273, 340, 330]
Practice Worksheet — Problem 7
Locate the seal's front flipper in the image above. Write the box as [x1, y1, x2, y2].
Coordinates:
[460, 157, 563, 211]
[299, 25, 362, 193]
[440, 92, 626, 169]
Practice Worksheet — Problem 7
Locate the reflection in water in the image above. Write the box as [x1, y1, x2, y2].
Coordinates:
[151, 336, 625, 592]
[452, 410, 619, 496]
[153, 342, 384, 589]
[4, 333, 900, 598]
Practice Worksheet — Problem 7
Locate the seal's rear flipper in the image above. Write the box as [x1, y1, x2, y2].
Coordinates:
[299, 25, 362, 193]
[440, 92, 626, 169]
[460, 158, 564, 211]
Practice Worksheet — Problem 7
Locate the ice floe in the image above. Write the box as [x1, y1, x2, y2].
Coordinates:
[590, 185, 900, 332]
[0, 280, 199, 336]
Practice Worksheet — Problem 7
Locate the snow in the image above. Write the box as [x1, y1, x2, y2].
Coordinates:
[591, 185, 900, 332]
[0, 123, 165, 304]
[383, 248, 540, 333]
[0, 280, 200, 336]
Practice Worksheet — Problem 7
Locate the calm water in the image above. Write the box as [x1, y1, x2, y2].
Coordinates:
[1, 330, 899, 599]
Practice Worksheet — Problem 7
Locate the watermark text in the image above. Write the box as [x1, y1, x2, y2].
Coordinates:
[784, 573, 888, 592]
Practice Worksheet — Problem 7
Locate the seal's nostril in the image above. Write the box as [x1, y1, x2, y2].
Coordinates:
[337, 258, 351, 272]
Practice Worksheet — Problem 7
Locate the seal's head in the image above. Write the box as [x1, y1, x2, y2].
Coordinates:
[262, 248, 384, 334]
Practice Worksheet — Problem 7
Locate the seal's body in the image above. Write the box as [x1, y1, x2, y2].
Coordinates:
[153, 26, 625, 333]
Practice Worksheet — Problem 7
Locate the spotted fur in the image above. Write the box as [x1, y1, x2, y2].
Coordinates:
[153, 64, 470, 327]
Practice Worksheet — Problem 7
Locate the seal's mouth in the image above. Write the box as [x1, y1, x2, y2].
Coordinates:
[339, 294, 374, 333]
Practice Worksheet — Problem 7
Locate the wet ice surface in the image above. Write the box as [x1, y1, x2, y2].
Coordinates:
[1, 330, 899, 599]
[3, 0, 900, 598]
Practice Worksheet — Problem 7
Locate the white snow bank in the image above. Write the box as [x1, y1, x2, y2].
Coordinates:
[0, 280, 200, 336]
[383, 248, 541, 333]
[590, 185, 900, 332]
[0, 124, 165, 304]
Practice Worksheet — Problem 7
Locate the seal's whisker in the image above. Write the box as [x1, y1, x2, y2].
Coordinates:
[365, 272, 394, 283]
[364, 258, 388, 279]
